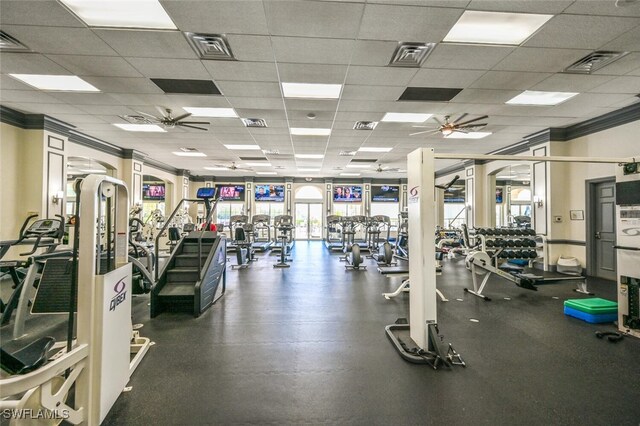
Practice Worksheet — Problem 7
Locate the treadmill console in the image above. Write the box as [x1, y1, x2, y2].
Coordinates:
[197, 187, 216, 199]
[25, 219, 62, 236]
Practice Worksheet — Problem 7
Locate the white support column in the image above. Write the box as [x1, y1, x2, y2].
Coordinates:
[407, 148, 437, 349]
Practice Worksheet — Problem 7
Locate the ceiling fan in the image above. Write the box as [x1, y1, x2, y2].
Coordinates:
[375, 164, 401, 173]
[212, 162, 251, 171]
[121, 107, 210, 131]
[410, 114, 488, 137]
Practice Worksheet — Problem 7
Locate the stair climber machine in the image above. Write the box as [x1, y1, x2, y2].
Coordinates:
[128, 217, 155, 294]
[273, 216, 294, 268]
[226, 215, 249, 253]
[0, 214, 66, 326]
[251, 214, 273, 252]
[0, 175, 151, 425]
[366, 215, 395, 266]
[231, 223, 256, 270]
[151, 187, 227, 318]
[615, 161, 640, 339]
[272, 215, 295, 254]
[339, 217, 366, 270]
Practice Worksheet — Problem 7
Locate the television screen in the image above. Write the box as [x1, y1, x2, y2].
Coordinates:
[443, 186, 465, 203]
[372, 185, 399, 202]
[334, 185, 362, 202]
[197, 187, 216, 199]
[255, 184, 285, 202]
[496, 188, 503, 204]
[616, 181, 640, 205]
[143, 183, 165, 200]
[215, 185, 245, 201]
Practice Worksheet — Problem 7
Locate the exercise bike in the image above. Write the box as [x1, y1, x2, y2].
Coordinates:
[232, 224, 256, 269]
[366, 215, 395, 266]
[273, 216, 294, 268]
[339, 217, 366, 270]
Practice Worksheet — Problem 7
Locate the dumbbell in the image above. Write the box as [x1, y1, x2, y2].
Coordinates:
[527, 239, 537, 248]
[512, 239, 522, 247]
[486, 239, 495, 248]
[527, 229, 536, 236]
[493, 239, 503, 247]
[499, 251, 509, 258]
[475, 228, 485, 235]
[511, 250, 522, 259]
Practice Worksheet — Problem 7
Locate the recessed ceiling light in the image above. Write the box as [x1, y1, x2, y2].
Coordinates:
[290, 128, 332, 136]
[59, 0, 176, 29]
[298, 168, 321, 172]
[10, 74, 100, 92]
[204, 166, 228, 171]
[183, 107, 238, 118]
[381, 112, 432, 123]
[443, 11, 552, 45]
[444, 132, 493, 139]
[340, 173, 361, 177]
[224, 144, 261, 150]
[256, 172, 277, 175]
[80, 169, 106, 173]
[172, 151, 207, 157]
[506, 90, 579, 106]
[282, 82, 342, 99]
[245, 162, 272, 167]
[346, 164, 371, 169]
[295, 154, 324, 159]
[113, 123, 165, 132]
[358, 147, 393, 153]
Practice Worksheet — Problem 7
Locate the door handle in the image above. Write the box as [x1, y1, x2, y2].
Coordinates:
[595, 232, 601, 239]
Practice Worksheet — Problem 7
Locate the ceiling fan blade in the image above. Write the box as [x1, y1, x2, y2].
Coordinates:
[411, 125, 436, 129]
[410, 129, 441, 136]
[453, 128, 469, 134]
[453, 113, 468, 125]
[455, 115, 489, 127]
[385, 168, 400, 172]
[178, 123, 208, 131]
[432, 116, 444, 127]
[172, 112, 193, 122]
[134, 111, 161, 121]
[178, 121, 210, 125]
[458, 123, 488, 129]
[156, 106, 170, 118]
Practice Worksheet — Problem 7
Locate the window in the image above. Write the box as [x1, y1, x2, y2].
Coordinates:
[370, 203, 400, 227]
[333, 204, 361, 217]
[444, 203, 466, 228]
[255, 203, 285, 221]
[216, 202, 244, 226]
[295, 185, 323, 200]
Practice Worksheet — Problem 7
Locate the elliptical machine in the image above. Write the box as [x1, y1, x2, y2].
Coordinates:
[367, 215, 395, 266]
[273, 216, 294, 268]
[339, 217, 366, 270]
[232, 223, 256, 269]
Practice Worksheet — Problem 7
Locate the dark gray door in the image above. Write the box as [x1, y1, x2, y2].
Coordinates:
[593, 181, 616, 280]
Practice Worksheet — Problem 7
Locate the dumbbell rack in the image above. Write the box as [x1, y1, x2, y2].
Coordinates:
[472, 228, 540, 269]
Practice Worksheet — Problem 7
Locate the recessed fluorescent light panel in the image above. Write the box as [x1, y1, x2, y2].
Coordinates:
[282, 82, 342, 99]
[224, 144, 261, 150]
[444, 132, 493, 139]
[80, 169, 106, 173]
[204, 167, 228, 171]
[172, 151, 207, 157]
[443, 11, 552, 45]
[113, 123, 165, 132]
[506, 90, 579, 106]
[340, 173, 361, 176]
[295, 154, 324, 159]
[245, 162, 272, 167]
[183, 107, 237, 118]
[346, 164, 372, 169]
[256, 172, 277, 175]
[290, 128, 332, 136]
[381, 112, 432, 123]
[298, 168, 320, 172]
[358, 147, 392, 153]
[59, 0, 176, 29]
[10, 74, 99, 92]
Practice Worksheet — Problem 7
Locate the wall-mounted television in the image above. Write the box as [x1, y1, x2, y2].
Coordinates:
[334, 185, 362, 202]
[215, 185, 245, 201]
[496, 187, 503, 204]
[143, 183, 165, 200]
[255, 184, 285, 202]
[372, 185, 399, 202]
[443, 186, 465, 203]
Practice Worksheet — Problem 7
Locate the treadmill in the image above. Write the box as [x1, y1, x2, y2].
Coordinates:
[227, 215, 249, 253]
[325, 215, 343, 251]
[251, 214, 273, 252]
[272, 215, 294, 254]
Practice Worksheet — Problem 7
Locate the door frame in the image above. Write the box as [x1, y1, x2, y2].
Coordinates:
[585, 176, 616, 277]
[294, 202, 323, 240]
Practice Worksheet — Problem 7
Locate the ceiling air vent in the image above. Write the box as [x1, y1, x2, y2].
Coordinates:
[120, 114, 155, 124]
[339, 151, 356, 156]
[242, 118, 268, 128]
[180, 147, 200, 153]
[353, 121, 378, 130]
[262, 149, 279, 155]
[239, 156, 268, 161]
[350, 158, 378, 163]
[185, 32, 235, 61]
[564, 51, 629, 74]
[0, 31, 29, 51]
[389, 42, 436, 68]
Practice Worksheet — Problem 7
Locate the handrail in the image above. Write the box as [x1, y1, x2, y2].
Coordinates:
[197, 189, 219, 272]
[154, 198, 201, 276]
[448, 207, 465, 228]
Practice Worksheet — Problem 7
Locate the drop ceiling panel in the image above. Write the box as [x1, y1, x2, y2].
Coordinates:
[408, 68, 485, 87]
[82, 77, 164, 94]
[271, 37, 355, 64]
[94, 30, 197, 59]
[235, 109, 287, 121]
[46, 55, 143, 78]
[0, 90, 64, 104]
[264, 1, 364, 39]
[226, 97, 284, 110]
[284, 99, 339, 111]
[48, 93, 122, 106]
[277, 63, 348, 84]
[563, 0, 640, 17]
[203, 61, 279, 83]
[424, 44, 514, 70]
[4, 102, 85, 115]
[345, 66, 418, 86]
[0, 0, 84, 27]
[494, 47, 591, 73]
[225, 35, 275, 62]
[342, 85, 407, 101]
[470, 71, 552, 90]
[126, 58, 210, 80]
[467, 0, 573, 14]
[531, 73, 615, 92]
[592, 52, 640, 76]
[2, 26, 117, 56]
[358, 4, 464, 41]
[589, 76, 640, 94]
[54, 115, 107, 125]
[216, 81, 281, 98]
[161, 0, 269, 34]
[288, 120, 334, 129]
[287, 110, 334, 121]
[601, 25, 640, 52]
[451, 89, 520, 104]
[0, 53, 75, 75]
[524, 15, 640, 50]
[350, 40, 401, 66]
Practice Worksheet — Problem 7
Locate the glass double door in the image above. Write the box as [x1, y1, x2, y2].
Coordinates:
[295, 203, 323, 240]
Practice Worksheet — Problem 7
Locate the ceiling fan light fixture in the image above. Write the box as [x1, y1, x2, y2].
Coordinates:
[441, 128, 454, 136]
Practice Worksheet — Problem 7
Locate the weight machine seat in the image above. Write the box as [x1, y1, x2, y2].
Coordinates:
[0, 336, 55, 375]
